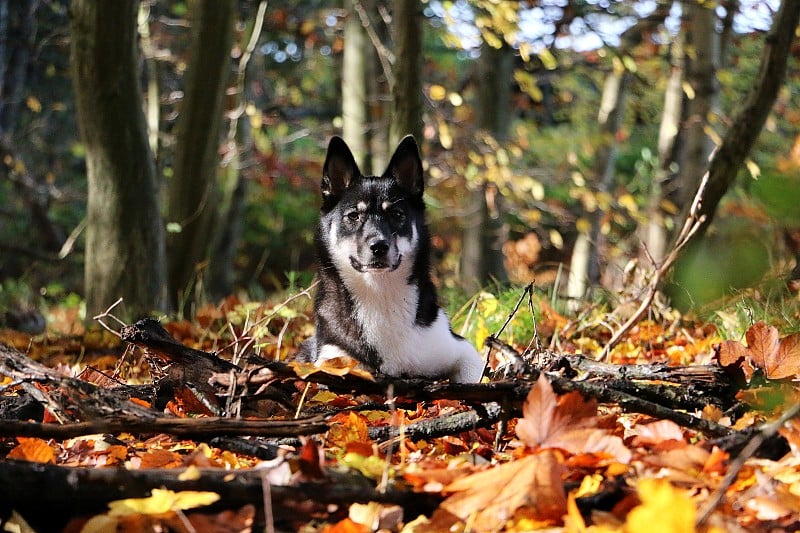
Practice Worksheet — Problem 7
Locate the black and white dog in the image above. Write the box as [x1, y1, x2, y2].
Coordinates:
[298, 136, 483, 383]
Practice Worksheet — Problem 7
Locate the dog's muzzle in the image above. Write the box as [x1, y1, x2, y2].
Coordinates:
[350, 237, 402, 272]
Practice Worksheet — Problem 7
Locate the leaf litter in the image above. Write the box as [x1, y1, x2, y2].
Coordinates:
[1, 299, 800, 531]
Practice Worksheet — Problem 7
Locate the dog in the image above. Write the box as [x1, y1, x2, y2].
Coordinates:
[298, 135, 483, 383]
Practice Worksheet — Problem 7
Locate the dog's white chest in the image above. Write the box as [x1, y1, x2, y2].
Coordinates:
[337, 271, 482, 381]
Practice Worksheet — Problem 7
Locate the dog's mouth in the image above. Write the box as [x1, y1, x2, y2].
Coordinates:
[350, 255, 402, 273]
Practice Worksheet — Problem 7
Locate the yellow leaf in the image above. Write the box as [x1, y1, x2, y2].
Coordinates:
[625, 479, 695, 533]
[429, 84, 447, 101]
[477, 292, 498, 317]
[538, 48, 558, 70]
[474, 318, 489, 350]
[107, 489, 220, 517]
[178, 466, 201, 481]
[745, 158, 761, 179]
[26, 96, 42, 113]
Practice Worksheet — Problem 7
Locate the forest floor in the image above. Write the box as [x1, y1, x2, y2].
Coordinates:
[1, 286, 800, 533]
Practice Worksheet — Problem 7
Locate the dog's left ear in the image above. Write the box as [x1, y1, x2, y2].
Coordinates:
[384, 135, 423, 196]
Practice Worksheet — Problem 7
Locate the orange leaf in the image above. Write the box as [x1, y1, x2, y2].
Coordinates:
[327, 411, 372, 448]
[442, 452, 567, 531]
[746, 322, 780, 374]
[771, 333, 800, 379]
[516, 374, 630, 463]
[8, 437, 56, 463]
[716, 339, 752, 368]
[137, 449, 183, 469]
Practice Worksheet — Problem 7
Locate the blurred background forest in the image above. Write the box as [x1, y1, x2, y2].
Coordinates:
[1, 0, 799, 331]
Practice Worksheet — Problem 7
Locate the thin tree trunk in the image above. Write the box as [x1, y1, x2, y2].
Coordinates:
[459, 42, 513, 291]
[69, 0, 166, 319]
[672, 1, 719, 210]
[165, 0, 234, 312]
[342, 0, 371, 171]
[390, 0, 423, 147]
[567, 2, 670, 299]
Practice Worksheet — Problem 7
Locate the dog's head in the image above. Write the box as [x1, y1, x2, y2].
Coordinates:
[319, 136, 425, 277]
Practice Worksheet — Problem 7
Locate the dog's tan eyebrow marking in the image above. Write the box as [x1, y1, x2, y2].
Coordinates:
[356, 201, 368, 211]
[382, 199, 403, 211]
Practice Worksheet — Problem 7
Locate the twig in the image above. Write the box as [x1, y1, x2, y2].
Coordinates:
[696, 403, 800, 526]
[601, 168, 710, 360]
[226, 0, 268, 144]
[92, 297, 127, 336]
[352, 1, 395, 88]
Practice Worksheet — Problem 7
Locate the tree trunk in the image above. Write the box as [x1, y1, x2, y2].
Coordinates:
[566, 2, 670, 299]
[642, 9, 683, 264]
[390, 0, 423, 147]
[460, 42, 513, 291]
[682, 0, 800, 246]
[165, 0, 234, 312]
[341, 0, 372, 171]
[672, 1, 719, 210]
[69, 0, 167, 320]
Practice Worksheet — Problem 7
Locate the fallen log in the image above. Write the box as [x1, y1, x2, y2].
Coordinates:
[0, 460, 440, 531]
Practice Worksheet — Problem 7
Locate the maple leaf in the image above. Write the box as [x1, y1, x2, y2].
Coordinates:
[440, 451, 567, 532]
[717, 322, 800, 379]
[516, 374, 631, 463]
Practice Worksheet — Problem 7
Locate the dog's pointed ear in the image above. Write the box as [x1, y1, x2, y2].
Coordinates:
[322, 136, 361, 200]
[384, 135, 423, 196]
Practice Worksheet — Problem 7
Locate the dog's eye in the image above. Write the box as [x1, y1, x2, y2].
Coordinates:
[389, 208, 406, 223]
[345, 211, 360, 222]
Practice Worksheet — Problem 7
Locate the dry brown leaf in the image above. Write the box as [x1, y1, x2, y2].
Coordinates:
[441, 451, 567, 532]
[746, 322, 781, 372]
[137, 448, 184, 469]
[516, 374, 631, 463]
[772, 333, 800, 379]
[630, 419, 685, 447]
[716, 339, 752, 368]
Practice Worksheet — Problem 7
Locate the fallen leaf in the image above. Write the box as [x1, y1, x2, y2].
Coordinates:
[137, 448, 184, 469]
[773, 332, 800, 379]
[625, 479, 695, 533]
[629, 419, 685, 447]
[441, 451, 567, 531]
[516, 374, 631, 463]
[107, 488, 220, 516]
[327, 411, 372, 449]
[746, 322, 781, 373]
[8, 437, 56, 463]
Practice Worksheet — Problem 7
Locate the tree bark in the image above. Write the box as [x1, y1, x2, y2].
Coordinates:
[460, 42, 513, 290]
[672, 1, 719, 210]
[390, 0, 423, 147]
[683, 0, 800, 246]
[643, 5, 683, 264]
[166, 0, 234, 312]
[69, 0, 167, 320]
[342, 0, 372, 171]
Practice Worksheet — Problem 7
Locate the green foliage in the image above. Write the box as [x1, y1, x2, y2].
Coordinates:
[668, 215, 773, 310]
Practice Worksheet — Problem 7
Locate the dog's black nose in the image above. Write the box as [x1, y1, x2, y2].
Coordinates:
[370, 239, 389, 257]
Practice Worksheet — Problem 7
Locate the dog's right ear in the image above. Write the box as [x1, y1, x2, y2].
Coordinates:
[322, 136, 361, 202]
